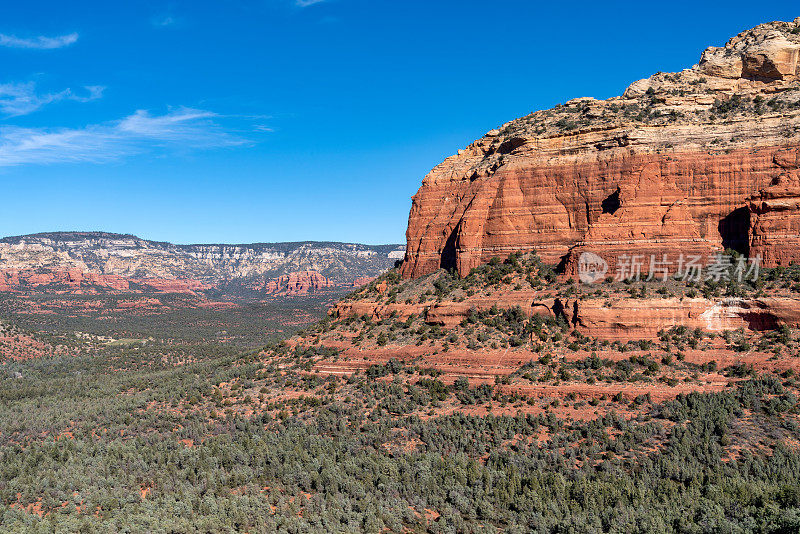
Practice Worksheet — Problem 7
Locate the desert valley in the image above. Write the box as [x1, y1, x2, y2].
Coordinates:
[2, 15, 800, 534]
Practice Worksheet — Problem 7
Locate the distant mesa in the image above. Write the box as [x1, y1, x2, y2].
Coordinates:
[0, 232, 404, 297]
[263, 271, 334, 295]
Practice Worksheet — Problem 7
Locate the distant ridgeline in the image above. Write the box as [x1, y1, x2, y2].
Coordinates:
[0, 231, 405, 295]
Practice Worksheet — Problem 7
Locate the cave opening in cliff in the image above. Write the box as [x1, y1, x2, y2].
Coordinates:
[718, 207, 751, 256]
[601, 188, 621, 215]
[440, 225, 460, 272]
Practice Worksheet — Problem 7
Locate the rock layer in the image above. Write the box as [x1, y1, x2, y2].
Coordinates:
[0, 232, 404, 294]
[572, 297, 800, 340]
[0, 268, 212, 294]
[401, 19, 800, 279]
[331, 291, 800, 341]
[263, 271, 334, 295]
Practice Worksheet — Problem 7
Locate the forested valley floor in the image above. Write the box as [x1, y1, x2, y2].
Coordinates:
[0, 271, 798, 533]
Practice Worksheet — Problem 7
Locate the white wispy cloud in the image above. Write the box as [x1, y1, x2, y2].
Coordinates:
[296, 0, 325, 6]
[0, 107, 247, 167]
[0, 124, 126, 166]
[152, 15, 178, 28]
[0, 32, 79, 50]
[0, 82, 104, 116]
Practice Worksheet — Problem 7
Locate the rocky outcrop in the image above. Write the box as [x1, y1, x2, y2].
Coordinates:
[331, 289, 555, 326]
[572, 297, 800, 340]
[332, 290, 800, 340]
[133, 278, 213, 294]
[747, 149, 800, 265]
[330, 300, 423, 322]
[0, 269, 131, 292]
[401, 19, 800, 279]
[698, 29, 800, 80]
[263, 271, 334, 295]
[0, 268, 212, 294]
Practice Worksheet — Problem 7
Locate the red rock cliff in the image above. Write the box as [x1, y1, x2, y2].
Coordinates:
[263, 271, 334, 295]
[401, 19, 800, 278]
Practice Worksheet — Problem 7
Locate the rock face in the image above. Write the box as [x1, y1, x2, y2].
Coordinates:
[0, 268, 212, 294]
[748, 149, 800, 266]
[0, 232, 404, 294]
[0, 269, 131, 292]
[571, 297, 800, 340]
[263, 271, 334, 295]
[401, 19, 800, 279]
[332, 289, 800, 341]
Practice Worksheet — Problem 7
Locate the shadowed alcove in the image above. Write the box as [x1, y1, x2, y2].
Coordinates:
[440, 224, 460, 271]
[601, 187, 621, 215]
[718, 206, 751, 255]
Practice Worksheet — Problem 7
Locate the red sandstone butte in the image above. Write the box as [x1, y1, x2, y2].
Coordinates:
[400, 19, 800, 279]
[264, 271, 334, 295]
[0, 269, 131, 292]
[0, 268, 213, 294]
[135, 278, 212, 294]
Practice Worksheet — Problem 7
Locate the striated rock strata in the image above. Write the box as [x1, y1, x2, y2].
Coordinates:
[263, 271, 335, 295]
[0, 268, 212, 294]
[331, 291, 800, 341]
[0, 232, 403, 295]
[571, 296, 800, 340]
[401, 19, 800, 279]
[0, 269, 131, 292]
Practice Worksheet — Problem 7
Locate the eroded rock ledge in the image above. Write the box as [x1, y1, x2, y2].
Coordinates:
[332, 292, 800, 341]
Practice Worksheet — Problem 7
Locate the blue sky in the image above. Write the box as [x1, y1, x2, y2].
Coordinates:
[0, 1, 797, 245]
